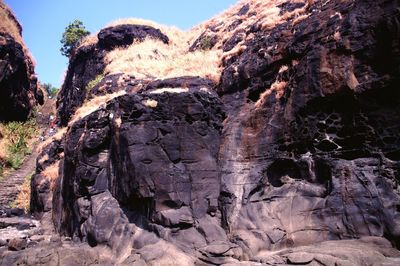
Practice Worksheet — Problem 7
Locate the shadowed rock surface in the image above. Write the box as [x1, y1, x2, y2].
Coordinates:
[21, 0, 400, 264]
[56, 43, 106, 126]
[0, 3, 43, 122]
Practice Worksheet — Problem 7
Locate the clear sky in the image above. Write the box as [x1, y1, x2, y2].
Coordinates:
[4, 0, 238, 88]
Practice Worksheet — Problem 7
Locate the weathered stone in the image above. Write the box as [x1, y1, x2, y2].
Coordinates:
[54, 80, 225, 258]
[286, 252, 314, 264]
[56, 44, 105, 126]
[0, 26, 42, 122]
[8, 238, 27, 251]
[98, 24, 169, 50]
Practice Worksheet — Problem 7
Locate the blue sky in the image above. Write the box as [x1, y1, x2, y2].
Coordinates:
[4, 0, 238, 88]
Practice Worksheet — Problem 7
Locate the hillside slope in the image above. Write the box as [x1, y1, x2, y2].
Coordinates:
[3, 0, 400, 265]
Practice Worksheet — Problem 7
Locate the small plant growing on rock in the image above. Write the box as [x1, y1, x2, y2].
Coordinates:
[199, 35, 214, 51]
[85, 74, 105, 93]
[60, 19, 90, 57]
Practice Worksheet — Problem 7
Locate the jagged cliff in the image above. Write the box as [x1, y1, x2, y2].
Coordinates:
[0, 1, 43, 121]
[2, 0, 400, 265]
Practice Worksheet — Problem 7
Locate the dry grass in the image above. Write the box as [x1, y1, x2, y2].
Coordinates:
[78, 33, 98, 48]
[195, 0, 311, 59]
[36, 127, 67, 154]
[41, 160, 60, 190]
[142, 99, 158, 108]
[12, 172, 33, 212]
[106, 17, 202, 45]
[0, 1, 22, 43]
[149, 87, 189, 94]
[69, 90, 126, 126]
[79, 17, 222, 83]
[255, 80, 287, 108]
[69, 0, 314, 123]
[104, 24, 222, 82]
[0, 136, 7, 160]
[13, 160, 61, 212]
[78, 1, 310, 94]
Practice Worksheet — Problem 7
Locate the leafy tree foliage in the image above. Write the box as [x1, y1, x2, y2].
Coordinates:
[60, 19, 90, 57]
[42, 83, 59, 98]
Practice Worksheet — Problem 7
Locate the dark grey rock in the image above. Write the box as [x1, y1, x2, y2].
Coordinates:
[0, 31, 42, 121]
[98, 24, 169, 50]
[30, 0, 400, 264]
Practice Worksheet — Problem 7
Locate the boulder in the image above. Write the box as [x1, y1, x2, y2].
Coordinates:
[98, 24, 169, 50]
[8, 238, 27, 251]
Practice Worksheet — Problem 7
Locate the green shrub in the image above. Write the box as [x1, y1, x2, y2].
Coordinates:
[42, 83, 59, 98]
[60, 19, 90, 57]
[7, 152, 24, 169]
[199, 35, 214, 51]
[85, 74, 104, 92]
[2, 119, 38, 169]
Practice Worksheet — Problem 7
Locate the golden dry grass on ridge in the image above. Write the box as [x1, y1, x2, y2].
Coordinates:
[79, 17, 222, 83]
[78, 0, 311, 85]
[71, 0, 313, 126]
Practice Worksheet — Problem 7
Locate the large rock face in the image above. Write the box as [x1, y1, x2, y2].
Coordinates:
[0, 3, 43, 121]
[44, 0, 400, 264]
[217, 0, 400, 253]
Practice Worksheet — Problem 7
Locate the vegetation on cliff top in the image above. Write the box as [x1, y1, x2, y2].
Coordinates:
[60, 19, 90, 57]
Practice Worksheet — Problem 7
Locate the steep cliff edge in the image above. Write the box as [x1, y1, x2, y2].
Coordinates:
[21, 0, 400, 265]
[0, 1, 43, 121]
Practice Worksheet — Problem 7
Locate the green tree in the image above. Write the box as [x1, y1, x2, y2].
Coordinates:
[60, 19, 90, 57]
[42, 83, 59, 98]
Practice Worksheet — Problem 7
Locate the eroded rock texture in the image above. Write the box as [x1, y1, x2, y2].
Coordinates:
[54, 79, 228, 263]
[46, 0, 400, 264]
[217, 0, 400, 255]
[56, 43, 105, 126]
[98, 24, 169, 50]
[30, 138, 64, 216]
[0, 4, 43, 121]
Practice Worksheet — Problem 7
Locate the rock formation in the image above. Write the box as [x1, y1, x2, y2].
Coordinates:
[56, 24, 170, 126]
[9, 0, 400, 265]
[0, 1, 43, 121]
